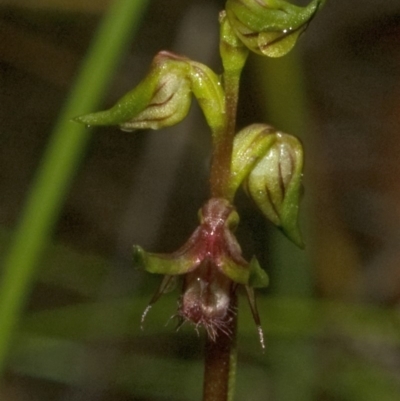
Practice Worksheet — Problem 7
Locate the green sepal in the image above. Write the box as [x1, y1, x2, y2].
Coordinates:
[279, 136, 304, 248]
[248, 257, 269, 288]
[133, 245, 197, 275]
[225, 0, 323, 57]
[73, 70, 160, 128]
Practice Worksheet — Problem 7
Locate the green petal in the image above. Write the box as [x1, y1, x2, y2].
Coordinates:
[218, 254, 249, 285]
[133, 245, 198, 275]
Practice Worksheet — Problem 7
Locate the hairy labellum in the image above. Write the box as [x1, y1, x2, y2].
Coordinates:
[179, 260, 236, 340]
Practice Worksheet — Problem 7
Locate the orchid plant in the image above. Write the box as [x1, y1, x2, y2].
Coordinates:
[75, 0, 325, 399]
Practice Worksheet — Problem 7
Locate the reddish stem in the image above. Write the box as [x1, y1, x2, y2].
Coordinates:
[202, 294, 237, 401]
[210, 71, 241, 200]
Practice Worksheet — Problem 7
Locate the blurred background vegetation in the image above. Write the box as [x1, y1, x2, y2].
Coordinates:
[0, 0, 400, 400]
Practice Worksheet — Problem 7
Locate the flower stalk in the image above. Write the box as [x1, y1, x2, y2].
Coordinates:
[203, 294, 237, 401]
[210, 11, 249, 200]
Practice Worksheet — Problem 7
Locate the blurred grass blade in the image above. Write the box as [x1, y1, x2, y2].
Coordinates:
[10, 334, 203, 400]
[0, 0, 149, 376]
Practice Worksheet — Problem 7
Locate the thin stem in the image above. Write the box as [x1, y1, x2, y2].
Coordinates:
[209, 13, 248, 200]
[203, 294, 238, 401]
[205, 18, 248, 400]
[210, 70, 242, 199]
[0, 0, 149, 377]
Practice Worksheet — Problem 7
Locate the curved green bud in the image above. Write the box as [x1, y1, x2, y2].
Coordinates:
[74, 51, 227, 137]
[225, 0, 323, 57]
[229, 123, 277, 199]
[244, 130, 304, 247]
[74, 51, 192, 131]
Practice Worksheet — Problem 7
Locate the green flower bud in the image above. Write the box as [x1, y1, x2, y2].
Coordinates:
[225, 0, 323, 57]
[74, 51, 227, 137]
[243, 128, 304, 247]
[229, 124, 304, 246]
[74, 51, 192, 131]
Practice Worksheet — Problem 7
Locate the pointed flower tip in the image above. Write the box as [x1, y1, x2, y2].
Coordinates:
[72, 110, 113, 127]
[284, 227, 305, 249]
[71, 114, 87, 125]
[133, 245, 146, 268]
